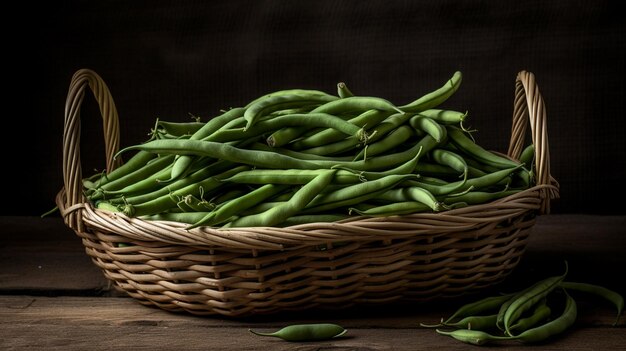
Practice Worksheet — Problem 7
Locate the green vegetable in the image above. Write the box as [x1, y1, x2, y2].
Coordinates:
[249, 323, 347, 342]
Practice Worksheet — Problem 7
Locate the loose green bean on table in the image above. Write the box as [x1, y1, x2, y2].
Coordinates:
[422, 264, 623, 346]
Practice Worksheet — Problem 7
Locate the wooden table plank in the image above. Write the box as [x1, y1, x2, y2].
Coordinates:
[1, 296, 624, 351]
[0, 216, 109, 293]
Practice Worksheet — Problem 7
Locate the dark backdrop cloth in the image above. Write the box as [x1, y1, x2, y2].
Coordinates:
[6, 0, 625, 216]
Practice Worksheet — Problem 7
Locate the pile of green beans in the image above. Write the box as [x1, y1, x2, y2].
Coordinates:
[421, 263, 624, 346]
[84, 71, 537, 228]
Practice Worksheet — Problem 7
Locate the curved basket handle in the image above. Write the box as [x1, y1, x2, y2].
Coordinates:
[508, 70, 559, 214]
[62, 69, 121, 231]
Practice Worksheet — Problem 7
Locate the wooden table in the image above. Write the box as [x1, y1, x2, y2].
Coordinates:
[2, 215, 625, 350]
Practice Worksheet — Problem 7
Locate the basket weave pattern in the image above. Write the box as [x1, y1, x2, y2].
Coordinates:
[57, 69, 558, 317]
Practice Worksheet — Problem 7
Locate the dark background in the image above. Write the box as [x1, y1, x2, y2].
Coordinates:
[5, 0, 625, 216]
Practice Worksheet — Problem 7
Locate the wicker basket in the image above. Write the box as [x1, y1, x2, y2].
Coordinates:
[57, 69, 559, 317]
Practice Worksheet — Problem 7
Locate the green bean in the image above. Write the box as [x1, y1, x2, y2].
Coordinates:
[91, 150, 156, 189]
[430, 149, 468, 182]
[116, 139, 322, 170]
[444, 314, 498, 330]
[416, 175, 449, 186]
[409, 164, 522, 196]
[250, 142, 355, 162]
[519, 144, 535, 169]
[415, 162, 463, 179]
[95, 201, 123, 213]
[322, 135, 437, 172]
[513, 289, 577, 343]
[295, 136, 362, 156]
[124, 165, 250, 217]
[118, 160, 233, 205]
[363, 112, 415, 145]
[399, 71, 462, 112]
[354, 125, 414, 161]
[377, 186, 443, 211]
[438, 293, 517, 326]
[508, 298, 551, 334]
[560, 281, 624, 326]
[409, 115, 446, 142]
[223, 168, 363, 185]
[239, 201, 287, 216]
[503, 262, 568, 335]
[349, 201, 430, 217]
[244, 89, 335, 109]
[90, 154, 176, 200]
[339, 145, 423, 181]
[460, 153, 502, 175]
[266, 104, 321, 117]
[204, 113, 365, 145]
[415, 158, 488, 180]
[142, 211, 211, 224]
[447, 126, 520, 169]
[292, 110, 393, 150]
[249, 323, 347, 342]
[435, 329, 510, 346]
[169, 107, 246, 181]
[189, 184, 288, 228]
[337, 82, 354, 98]
[156, 120, 205, 137]
[175, 194, 215, 213]
[303, 174, 417, 213]
[225, 170, 336, 227]
[264, 113, 367, 147]
[443, 189, 520, 206]
[418, 109, 468, 125]
[208, 188, 247, 208]
[244, 93, 338, 130]
[103, 156, 214, 199]
[310, 96, 404, 115]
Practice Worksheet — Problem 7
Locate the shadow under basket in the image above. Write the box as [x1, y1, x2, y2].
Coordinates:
[57, 69, 559, 317]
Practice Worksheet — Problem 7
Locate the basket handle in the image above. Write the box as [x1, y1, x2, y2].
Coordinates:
[62, 69, 121, 231]
[508, 70, 559, 214]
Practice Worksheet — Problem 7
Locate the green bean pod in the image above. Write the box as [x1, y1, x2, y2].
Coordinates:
[418, 109, 468, 125]
[168, 107, 246, 181]
[223, 168, 363, 185]
[508, 298, 552, 335]
[513, 289, 577, 343]
[292, 109, 393, 150]
[92, 150, 156, 189]
[560, 281, 624, 326]
[503, 262, 569, 335]
[447, 126, 520, 169]
[310, 96, 404, 115]
[444, 314, 498, 331]
[435, 328, 510, 346]
[441, 293, 517, 326]
[225, 170, 336, 227]
[337, 82, 354, 98]
[409, 115, 446, 143]
[116, 139, 322, 170]
[399, 71, 462, 113]
[189, 184, 288, 228]
[355, 125, 414, 161]
[249, 323, 347, 342]
[245, 93, 338, 130]
[349, 201, 430, 217]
